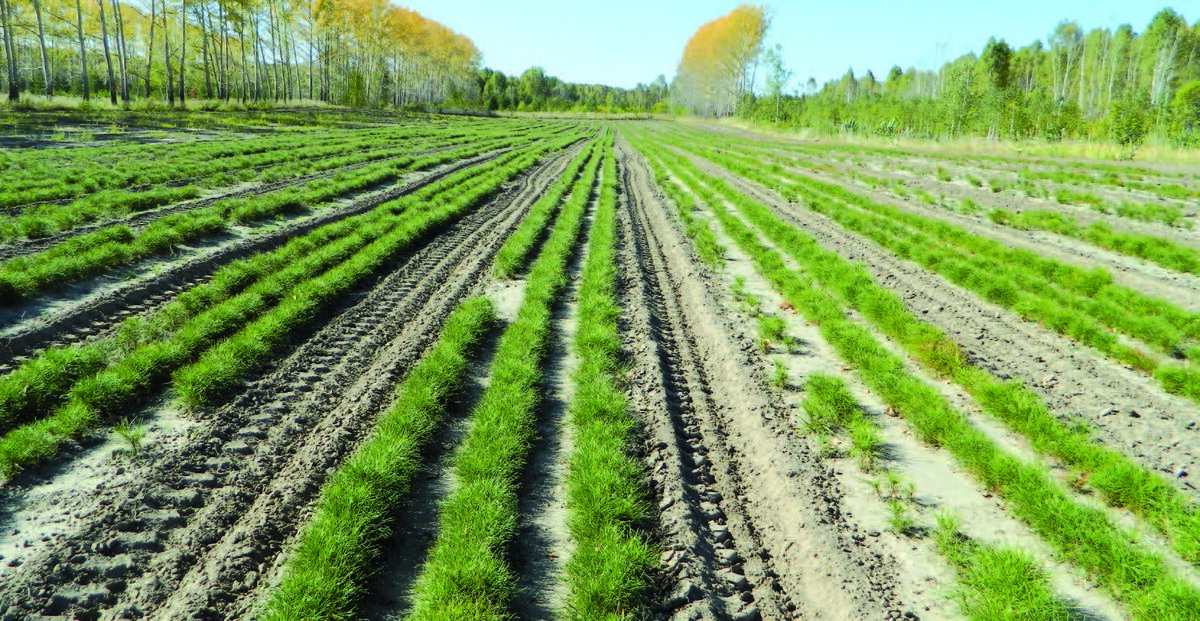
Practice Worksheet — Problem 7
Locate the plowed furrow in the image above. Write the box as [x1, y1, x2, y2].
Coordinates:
[619, 139, 902, 620]
[0, 150, 507, 371]
[0, 146, 578, 621]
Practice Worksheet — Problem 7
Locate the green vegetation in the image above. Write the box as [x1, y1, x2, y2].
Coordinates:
[989, 209, 1200, 274]
[112, 419, 147, 455]
[261, 297, 495, 620]
[674, 135, 1200, 404]
[0, 126, 542, 303]
[635, 130, 1200, 617]
[934, 515, 1073, 620]
[562, 137, 656, 618]
[0, 128, 581, 478]
[651, 129, 1200, 565]
[734, 9, 1200, 147]
[407, 132, 605, 619]
[640, 153, 726, 267]
[494, 134, 602, 279]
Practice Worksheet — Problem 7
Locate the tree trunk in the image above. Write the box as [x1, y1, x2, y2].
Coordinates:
[164, 0, 174, 105]
[266, 0, 279, 101]
[75, 0, 89, 100]
[97, 0, 117, 105]
[251, 14, 262, 101]
[111, 0, 130, 103]
[178, 0, 186, 105]
[32, 0, 52, 97]
[0, 0, 18, 101]
[238, 16, 249, 102]
[144, 0, 155, 98]
[218, 0, 230, 100]
[199, 2, 212, 98]
[307, 17, 313, 100]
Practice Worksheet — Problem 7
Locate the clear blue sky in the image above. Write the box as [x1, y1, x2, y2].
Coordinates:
[401, 1, 1186, 90]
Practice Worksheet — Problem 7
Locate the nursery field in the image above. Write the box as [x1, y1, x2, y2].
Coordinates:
[0, 112, 1198, 621]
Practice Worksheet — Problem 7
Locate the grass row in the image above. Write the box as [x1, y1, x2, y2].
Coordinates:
[802, 374, 1073, 619]
[646, 138, 1200, 566]
[713, 137, 1199, 265]
[0, 132, 573, 439]
[494, 136, 602, 279]
[0, 129, 540, 304]
[0, 132, 582, 478]
[0, 131, 414, 240]
[635, 134, 1200, 618]
[673, 137, 1200, 401]
[561, 136, 656, 619]
[988, 209, 1200, 275]
[0, 119, 493, 208]
[406, 131, 606, 620]
[260, 296, 495, 620]
[696, 131, 1195, 229]
[636, 149, 726, 268]
[170, 130, 576, 407]
[0, 121, 542, 240]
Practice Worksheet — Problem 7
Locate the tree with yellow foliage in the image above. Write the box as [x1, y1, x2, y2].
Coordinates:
[672, 3, 769, 116]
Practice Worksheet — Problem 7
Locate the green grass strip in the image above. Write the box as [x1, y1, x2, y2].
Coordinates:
[802, 373, 1071, 618]
[636, 136, 1200, 619]
[171, 133, 579, 407]
[0, 130, 539, 302]
[673, 136, 1200, 403]
[708, 141, 1200, 353]
[407, 130, 606, 620]
[260, 296, 495, 620]
[494, 134, 602, 279]
[562, 138, 656, 619]
[989, 209, 1200, 275]
[634, 147, 725, 268]
[933, 515, 1075, 620]
[0, 134, 581, 478]
[646, 141, 1200, 565]
[0, 134, 564, 442]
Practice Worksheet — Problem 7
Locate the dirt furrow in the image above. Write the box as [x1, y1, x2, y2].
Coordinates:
[0, 149, 509, 371]
[0, 146, 578, 621]
[756, 150, 1200, 309]
[619, 138, 902, 620]
[510, 191, 595, 619]
[699, 159, 1200, 499]
[0, 148, 427, 263]
[357, 280, 522, 621]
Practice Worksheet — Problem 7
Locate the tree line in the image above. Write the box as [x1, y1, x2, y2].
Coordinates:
[737, 8, 1200, 146]
[475, 66, 669, 114]
[0, 0, 479, 107]
[671, 3, 768, 117]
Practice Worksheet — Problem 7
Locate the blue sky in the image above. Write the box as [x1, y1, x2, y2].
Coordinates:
[401, 1, 1185, 90]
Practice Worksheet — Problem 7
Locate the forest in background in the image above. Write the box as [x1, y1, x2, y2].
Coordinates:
[0, 0, 480, 107]
[717, 6, 1200, 147]
[2, 0, 1199, 147]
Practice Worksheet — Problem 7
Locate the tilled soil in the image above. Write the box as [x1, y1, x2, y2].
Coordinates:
[693, 157, 1200, 499]
[0, 146, 426, 263]
[0, 144, 578, 621]
[0, 149, 507, 371]
[617, 138, 904, 620]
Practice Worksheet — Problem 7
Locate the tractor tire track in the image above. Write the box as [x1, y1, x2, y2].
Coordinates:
[0, 145, 579, 621]
[618, 137, 902, 620]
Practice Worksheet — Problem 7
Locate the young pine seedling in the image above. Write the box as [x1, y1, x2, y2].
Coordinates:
[888, 499, 915, 536]
[772, 358, 788, 388]
[848, 418, 882, 472]
[757, 314, 786, 352]
[114, 419, 148, 455]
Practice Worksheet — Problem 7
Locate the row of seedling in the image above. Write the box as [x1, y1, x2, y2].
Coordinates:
[635, 134, 1200, 618]
[0, 130, 585, 478]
